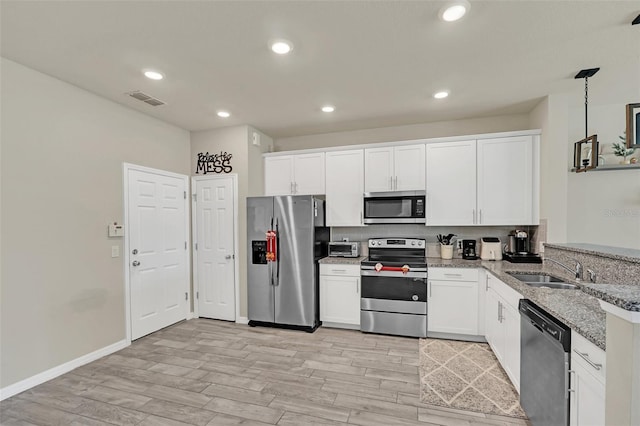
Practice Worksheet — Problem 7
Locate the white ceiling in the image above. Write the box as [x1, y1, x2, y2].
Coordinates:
[1, 1, 638, 139]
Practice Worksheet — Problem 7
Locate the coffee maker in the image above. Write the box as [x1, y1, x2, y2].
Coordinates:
[503, 230, 541, 263]
[462, 239, 478, 260]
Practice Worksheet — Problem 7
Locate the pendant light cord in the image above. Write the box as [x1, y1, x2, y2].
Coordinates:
[584, 77, 588, 140]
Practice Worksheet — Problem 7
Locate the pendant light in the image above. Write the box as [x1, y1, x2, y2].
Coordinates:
[573, 68, 600, 173]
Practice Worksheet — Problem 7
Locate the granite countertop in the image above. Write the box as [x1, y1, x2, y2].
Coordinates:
[318, 256, 367, 265]
[322, 255, 608, 350]
[429, 258, 607, 350]
[545, 243, 640, 264]
[579, 283, 640, 312]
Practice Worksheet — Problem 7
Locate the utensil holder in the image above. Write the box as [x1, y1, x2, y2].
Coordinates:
[440, 245, 454, 260]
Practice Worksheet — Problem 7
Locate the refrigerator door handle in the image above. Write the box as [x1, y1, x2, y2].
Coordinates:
[275, 218, 280, 286]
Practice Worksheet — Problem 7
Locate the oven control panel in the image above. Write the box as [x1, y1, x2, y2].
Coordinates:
[369, 238, 425, 248]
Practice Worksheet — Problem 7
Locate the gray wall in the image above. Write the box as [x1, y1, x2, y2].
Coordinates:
[190, 126, 273, 318]
[0, 58, 191, 388]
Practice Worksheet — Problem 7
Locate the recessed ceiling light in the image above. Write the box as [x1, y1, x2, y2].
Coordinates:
[143, 70, 164, 80]
[270, 40, 293, 55]
[217, 111, 230, 118]
[321, 105, 335, 113]
[439, 1, 470, 22]
[433, 91, 449, 99]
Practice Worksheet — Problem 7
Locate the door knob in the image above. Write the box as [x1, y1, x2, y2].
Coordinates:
[132, 260, 140, 267]
[132, 249, 138, 255]
[225, 255, 232, 259]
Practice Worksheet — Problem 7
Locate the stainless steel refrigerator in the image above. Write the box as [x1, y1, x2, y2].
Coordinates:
[247, 195, 329, 332]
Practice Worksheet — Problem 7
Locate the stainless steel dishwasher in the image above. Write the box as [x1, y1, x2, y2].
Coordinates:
[519, 299, 571, 426]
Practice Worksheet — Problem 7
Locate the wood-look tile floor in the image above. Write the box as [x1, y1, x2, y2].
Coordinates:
[1, 319, 531, 426]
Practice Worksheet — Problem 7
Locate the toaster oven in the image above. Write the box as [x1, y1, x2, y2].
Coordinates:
[328, 242, 360, 258]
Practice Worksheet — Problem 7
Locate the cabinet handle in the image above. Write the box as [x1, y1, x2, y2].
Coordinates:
[472, 209, 476, 224]
[479, 209, 482, 224]
[394, 176, 398, 190]
[444, 273, 462, 277]
[498, 301, 503, 323]
[389, 176, 393, 190]
[429, 282, 432, 297]
[485, 275, 489, 292]
[295, 182, 298, 193]
[290, 182, 294, 194]
[356, 281, 359, 294]
[566, 365, 575, 398]
[574, 350, 602, 371]
[332, 269, 347, 273]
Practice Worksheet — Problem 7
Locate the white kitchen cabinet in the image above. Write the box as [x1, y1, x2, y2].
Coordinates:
[425, 140, 476, 225]
[264, 152, 325, 195]
[364, 144, 425, 192]
[428, 268, 480, 337]
[320, 264, 361, 329]
[477, 135, 534, 225]
[484, 273, 522, 392]
[570, 330, 606, 426]
[325, 149, 365, 226]
[426, 135, 536, 226]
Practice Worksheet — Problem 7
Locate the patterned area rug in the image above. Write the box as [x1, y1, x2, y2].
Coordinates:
[419, 338, 527, 419]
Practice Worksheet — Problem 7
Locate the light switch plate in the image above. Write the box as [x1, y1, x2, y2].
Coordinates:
[111, 246, 120, 258]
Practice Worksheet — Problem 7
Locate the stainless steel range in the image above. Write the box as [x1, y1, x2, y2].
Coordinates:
[360, 238, 428, 338]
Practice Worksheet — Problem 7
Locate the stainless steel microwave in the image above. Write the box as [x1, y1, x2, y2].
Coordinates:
[363, 190, 426, 224]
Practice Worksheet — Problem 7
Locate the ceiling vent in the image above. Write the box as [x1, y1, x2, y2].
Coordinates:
[126, 90, 166, 106]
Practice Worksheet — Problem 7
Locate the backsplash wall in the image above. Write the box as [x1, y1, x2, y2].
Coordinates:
[331, 225, 540, 258]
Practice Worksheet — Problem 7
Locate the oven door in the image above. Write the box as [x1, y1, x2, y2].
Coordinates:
[360, 270, 427, 302]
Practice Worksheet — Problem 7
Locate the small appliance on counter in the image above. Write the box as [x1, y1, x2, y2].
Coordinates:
[503, 230, 542, 263]
[462, 239, 478, 260]
[480, 237, 502, 261]
[328, 241, 360, 258]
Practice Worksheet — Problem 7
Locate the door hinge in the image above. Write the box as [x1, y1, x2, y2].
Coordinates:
[184, 191, 187, 199]
[185, 241, 187, 250]
[196, 291, 199, 299]
[195, 243, 198, 250]
[185, 292, 188, 301]
[192, 193, 197, 202]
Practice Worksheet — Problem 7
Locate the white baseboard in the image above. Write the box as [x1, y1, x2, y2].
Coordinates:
[187, 311, 195, 320]
[236, 316, 249, 324]
[0, 339, 129, 401]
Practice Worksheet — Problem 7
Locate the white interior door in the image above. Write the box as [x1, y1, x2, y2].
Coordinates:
[127, 167, 189, 340]
[194, 176, 236, 321]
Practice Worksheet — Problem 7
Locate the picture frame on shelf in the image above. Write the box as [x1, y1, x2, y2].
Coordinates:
[573, 135, 598, 173]
[626, 103, 640, 149]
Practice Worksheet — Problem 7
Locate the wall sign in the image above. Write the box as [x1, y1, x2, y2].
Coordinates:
[195, 151, 233, 174]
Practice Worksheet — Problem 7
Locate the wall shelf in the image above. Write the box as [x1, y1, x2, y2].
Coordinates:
[571, 164, 640, 172]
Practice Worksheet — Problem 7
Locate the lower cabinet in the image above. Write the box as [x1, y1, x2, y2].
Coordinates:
[570, 330, 606, 426]
[319, 264, 360, 328]
[484, 272, 522, 392]
[428, 268, 480, 337]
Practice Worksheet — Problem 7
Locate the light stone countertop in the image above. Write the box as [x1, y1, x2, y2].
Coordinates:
[545, 243, 640, 264]
[579, 283, 640, 312]
[320, 256, 608, 350]
[318, 256, 367, 265]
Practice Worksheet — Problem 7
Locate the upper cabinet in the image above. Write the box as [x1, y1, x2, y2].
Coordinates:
[426, 140, 477, 225]
[265, 152, 325, 196]
[325, 149, 364, 226]
[364, 144, 425, 192]
[477, 136, 534, 225]
[426, 135, 538, 226]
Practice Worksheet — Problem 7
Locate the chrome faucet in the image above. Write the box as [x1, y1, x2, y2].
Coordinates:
[544, 258, 583, 281]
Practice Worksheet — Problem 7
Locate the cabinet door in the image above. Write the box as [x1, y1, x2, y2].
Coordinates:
[569, 361, 605, 426]
[477, 136, 533, 225]
[428, 280, 479, 335]
[484, 287, 504, 362]
[320, 275, 361, 325]
[394, 144, 426, 191]
[264, 156, 293, 195]
[502, 301, 521, 392]
[325, 150, 365, 226]
[293, 153, 325, 195]
[364, 147, 394, 192]
[425, 141, 476, 225]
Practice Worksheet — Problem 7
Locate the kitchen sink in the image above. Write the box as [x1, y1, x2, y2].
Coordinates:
[506, 272, 579, 290]
[507, 273, 564, 283]
[522, 282, 579, 290]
